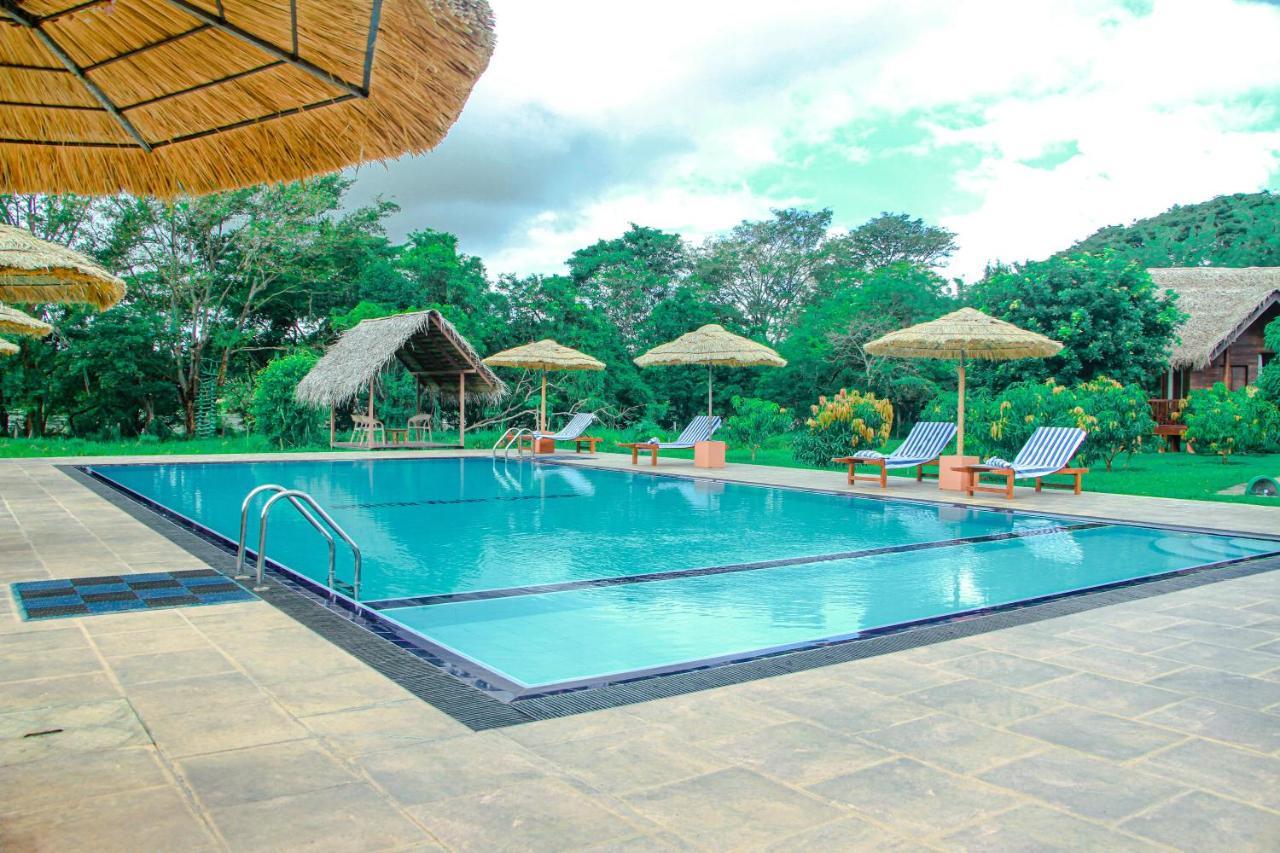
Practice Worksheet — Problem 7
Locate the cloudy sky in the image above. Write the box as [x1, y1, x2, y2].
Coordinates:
[345, 0, 1280, 282]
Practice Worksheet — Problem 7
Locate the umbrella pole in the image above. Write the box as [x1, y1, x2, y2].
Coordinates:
[540, 370, 547, 433]
[707, 364, 713, 417]
[957, 357, 966, 456]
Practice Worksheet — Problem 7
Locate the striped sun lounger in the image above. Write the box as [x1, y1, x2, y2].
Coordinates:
[954, 426, 1088, 499]
[832, 421, 957, 488]
[618, 415, 722, 466]
[520, 412, 600, 453]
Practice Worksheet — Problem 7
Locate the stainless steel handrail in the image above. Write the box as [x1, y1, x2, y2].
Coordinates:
[491, 425, 534, 458]
[235, 485, 330, 579]
[255, 489, 362, 599]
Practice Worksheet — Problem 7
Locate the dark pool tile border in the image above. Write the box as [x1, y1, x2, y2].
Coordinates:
[60, 462, 1280, 730]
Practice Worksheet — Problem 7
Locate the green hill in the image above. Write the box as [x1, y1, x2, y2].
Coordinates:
[1063, 191, 1280, 267]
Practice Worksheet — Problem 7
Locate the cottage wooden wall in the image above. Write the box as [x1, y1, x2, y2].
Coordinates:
[1188, 303, 1279, 391]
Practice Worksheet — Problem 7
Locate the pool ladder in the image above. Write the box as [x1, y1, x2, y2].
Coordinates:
[234, 485, 362, 600]
[491, 426, 534, 459]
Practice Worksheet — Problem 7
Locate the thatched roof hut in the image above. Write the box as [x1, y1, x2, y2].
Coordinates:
[296, 310, 504, 410]
[1150, 267, 1280, 369]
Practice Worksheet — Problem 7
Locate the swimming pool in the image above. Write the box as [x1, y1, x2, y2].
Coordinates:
[89, 457, 1280, 698]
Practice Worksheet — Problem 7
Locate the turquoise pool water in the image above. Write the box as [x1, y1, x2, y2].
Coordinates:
[91, 458, 1279, 693]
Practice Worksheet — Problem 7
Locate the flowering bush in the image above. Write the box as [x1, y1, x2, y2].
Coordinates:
[1071, 377, 1156, 470]
[792, 388, 894, 468]
[1184, 383, 1246, 462]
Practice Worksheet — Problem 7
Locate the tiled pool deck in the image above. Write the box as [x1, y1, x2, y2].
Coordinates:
[3, 451, 1280, 851]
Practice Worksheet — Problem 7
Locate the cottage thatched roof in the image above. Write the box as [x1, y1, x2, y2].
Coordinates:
[1150, 267, 1280, 369]
[295, 310, 505, 409]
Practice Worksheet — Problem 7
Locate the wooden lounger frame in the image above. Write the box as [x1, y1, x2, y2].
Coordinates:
[952, 465, 1088, 500]
[517, 434, 602, 454]
[831, 456, 940, 489]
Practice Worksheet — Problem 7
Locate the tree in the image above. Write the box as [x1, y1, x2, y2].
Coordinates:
[569, 225, 688, 350]
[724, 396, 792, 461]
[837, 212, 958, 271]
[1257, 317, 1280, 403]
[968, 253, 1184, 387]
[250, 353, 324, 449]
[1183, 383, 1246, 463]
[696, 208, 837, 342]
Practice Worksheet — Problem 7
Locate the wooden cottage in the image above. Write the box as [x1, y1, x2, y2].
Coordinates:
[1148, 267, 1279, 445]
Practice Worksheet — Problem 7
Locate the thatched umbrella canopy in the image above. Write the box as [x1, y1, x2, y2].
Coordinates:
[0, 0, 494, 197]
[865, 307, 1062, 455]
[0, 337, 17, 357]
[0, 225, 125, 310]
[483, 340, 605, 432]
[0, 304, 52, 338]
[634, 324, 786, 416]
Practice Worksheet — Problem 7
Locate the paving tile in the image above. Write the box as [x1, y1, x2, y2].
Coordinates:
[625, 767, 840, 848]
[260, 666, 415, 717]
[1146, 666, 1280, 710]
[0, 626, 89, 653]
[938, 651, 1074, 688]
[411, 777, 640, 852]
[624, 689, 794, 742]
[1026, 672, 1183, 716]
[885, 639, 985, 666]
[301, 700, 469, 756]
[531, 728, 727, 795]
[977, 749, 1189, 822]
[80, 608, 190, 634]
[1139, 738, 1280, 811]
[762, 816, 929, 851]
[177, 739, 360, 809]
[706, 720, 892, 787]
[838, 658, 962, 695]
[108, 646, 236, 686]
[942, 804, 1161, 852]
[141, 696, 310, 758]
[0, 699, 149, 765]
[1121, 791, 1280, 852]
[212, 781, 427, 852]
[959, 628, 1088, 661]
[1159, 602, 1274, 628]
[1152, 620, 1277, 650]
[903, 679, 1060, 726]
[501, 708, 642, 748]
[0, 644, 102, 682]
[1059, 624, 1186, 654]
[1008, 707, 1184, 760]
[1141, 697, 1280, 752]
[1049, 645, 1186, 681]
[125, 671, 268, 719]
[0, 671, 121, 713]
[758, 683, 934, 736]
[810, 757, 1017, 837]
[357, 730, 546, 806]
[90, 624, 214, 657]
[0, 784, 218, 852]
[0, 747, 169, 815]
[858, 713, 1045, 774]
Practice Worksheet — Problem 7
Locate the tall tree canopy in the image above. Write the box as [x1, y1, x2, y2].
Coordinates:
[967, 253, 1185, 388]
[836, 212, 958, 271]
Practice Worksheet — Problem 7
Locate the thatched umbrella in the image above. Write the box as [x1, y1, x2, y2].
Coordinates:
[0, 0, 494, 197]
[483, 340, 605, 432]
[0, 337, 18, 357]
[0, 225, 125, 310]
[865, 307, 1062, 455]
[0, 304, 53, 338]
[634, 324, 786, 416]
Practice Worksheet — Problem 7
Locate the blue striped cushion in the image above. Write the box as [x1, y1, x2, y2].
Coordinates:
[888, 421, 956, 466]
[672, 415, 721, 446]
[987, 427, 1086, 478]
[852, 449, 884, 460]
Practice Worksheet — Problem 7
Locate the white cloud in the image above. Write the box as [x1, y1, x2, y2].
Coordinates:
[351, 0, 1280, 280]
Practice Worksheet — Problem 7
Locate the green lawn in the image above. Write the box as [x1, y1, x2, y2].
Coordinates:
[3, 432, 1278, 507]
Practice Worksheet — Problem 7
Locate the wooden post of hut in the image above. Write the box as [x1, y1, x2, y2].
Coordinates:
[367, 384, 376, 449]
[458, 371, 467, 448]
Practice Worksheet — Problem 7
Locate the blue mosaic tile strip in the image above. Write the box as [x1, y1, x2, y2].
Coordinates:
[12, 569, 256, 621]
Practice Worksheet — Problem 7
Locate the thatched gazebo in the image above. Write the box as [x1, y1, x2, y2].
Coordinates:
[296, 310, 505, 449]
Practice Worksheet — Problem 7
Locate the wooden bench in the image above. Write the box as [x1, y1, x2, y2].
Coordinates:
[831, 456, 938, 489]
[952, 465, 1088, 500]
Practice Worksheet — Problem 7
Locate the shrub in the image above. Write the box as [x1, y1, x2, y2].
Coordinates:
[250, 352, 324, 449]
[1258, 316, 1280, 403]
[792, 388, 893, 468]
[724, 396, 792, 461]
[1183, 383, 1246, 462]
[984, 380, 1080, 459]
[1072, 377, 1156, 471]
[1237, 386, 1280, 453]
